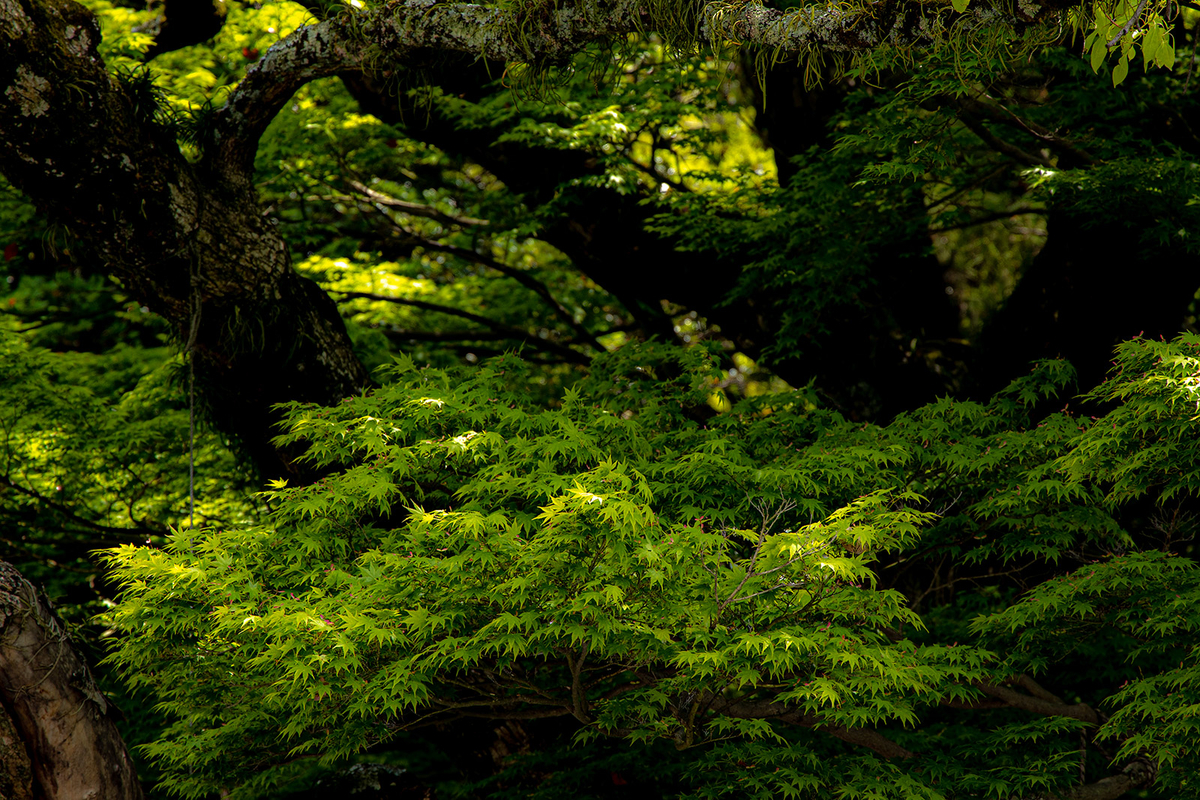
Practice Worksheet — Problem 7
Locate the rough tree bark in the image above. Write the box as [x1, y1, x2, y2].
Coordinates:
[0, 561, 143, 800]
[0, 698, 34, 800]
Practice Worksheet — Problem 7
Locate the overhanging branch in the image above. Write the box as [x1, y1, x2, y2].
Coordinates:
[207, 0, 1084, 183]
[346, 179, 491, 227]
[941, 676, 1158, 800]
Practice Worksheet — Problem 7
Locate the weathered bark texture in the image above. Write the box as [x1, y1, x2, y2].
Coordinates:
[0, 700, 34, 800]
[0, 561, 143, 800]
[1062, 760, 1157, 800]
[351, 0, 1079, 64]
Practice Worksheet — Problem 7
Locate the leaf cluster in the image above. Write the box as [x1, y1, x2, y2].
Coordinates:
[96, 335, 1200, 797]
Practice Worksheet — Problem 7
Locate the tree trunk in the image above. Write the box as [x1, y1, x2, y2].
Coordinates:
[975, 209, 1200, 398]
[0, 0, 372, 481]
[0, 561, 143, 800]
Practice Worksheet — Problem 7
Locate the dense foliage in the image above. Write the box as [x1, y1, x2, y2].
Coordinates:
[3, 0, 1200, 796]
[96, 338, 1200, 798]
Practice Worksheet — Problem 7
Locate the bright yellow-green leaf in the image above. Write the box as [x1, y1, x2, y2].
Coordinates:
[1113, 56, 1130, 87]
[1090, 34, 1109, 72]
[1159, 34, 1176, 69]
[1143, 24, 1162, 70]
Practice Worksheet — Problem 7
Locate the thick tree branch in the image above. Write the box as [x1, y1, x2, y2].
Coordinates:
[1011, 673, 1065, 703]
[196, 0, 1077, 397]
[0, 561, 143, 800]
[941, 676, 1156, 799]
[0, 701, 33, 800]
[209, 0, 1081, 183]
[1061, 759, 1157, 800]
[204, 19, 361, 186]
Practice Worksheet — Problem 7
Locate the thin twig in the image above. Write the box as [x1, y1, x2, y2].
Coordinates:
[957, 112, 1055, 168]
[334, 290, 591, 365]
[0, 476, 164, 538]
[1185, 28, 1200, 91]
[357, 206, 603, 348]
[958, 96, 1095, 166]
[346, 179, 491, 226]
[1106, 0, 1149, 49]
[928, 207, 1042, 234]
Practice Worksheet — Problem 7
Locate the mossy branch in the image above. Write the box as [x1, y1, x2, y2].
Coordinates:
[208, 0, 1084, 182]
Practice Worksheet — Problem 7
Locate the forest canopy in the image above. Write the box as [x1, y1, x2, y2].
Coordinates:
[2, 0, 1200, 797]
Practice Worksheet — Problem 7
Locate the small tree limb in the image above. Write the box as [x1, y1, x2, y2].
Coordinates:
[975, 680, 1102, 724]
[1106, 0, 1149, 49]
[334, 290, 592, 363]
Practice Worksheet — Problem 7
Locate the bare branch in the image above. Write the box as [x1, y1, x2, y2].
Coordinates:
[346, 180, 490, 227]
[975, 680, 1102, 724]
[928, 206, 1042, 234]
[714, 499, 798, 617]
[339, 191, 602, 348]
[334, 290, 591, 364]
[0, 476, 165, 540]
[956, 96, 1096, 166]
[411, 239, 601, 348]
[957, 112, 1056, 168]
